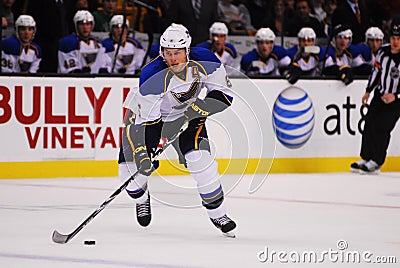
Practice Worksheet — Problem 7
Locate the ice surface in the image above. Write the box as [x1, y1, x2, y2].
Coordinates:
[0, 172, 399, 267]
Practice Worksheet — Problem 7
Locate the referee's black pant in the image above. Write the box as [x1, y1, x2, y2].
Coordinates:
[361, 93, 400, 165]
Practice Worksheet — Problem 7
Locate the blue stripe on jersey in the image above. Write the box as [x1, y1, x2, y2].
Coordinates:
[139, 57, 168, 96]
[2, 36, 21, 55]
[190, 47, 221, 73]
[272, 45, 288, 60]
[102, 38, 114, 53]
[59, 34, 79, 53]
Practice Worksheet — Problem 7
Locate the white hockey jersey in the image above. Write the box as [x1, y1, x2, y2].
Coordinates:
[1, 35, 42, 73]
[197, 41, 238, 75]
[124, 47, 234, 125]
[102, 37, 146, 74]
[58, 34, 108, 73]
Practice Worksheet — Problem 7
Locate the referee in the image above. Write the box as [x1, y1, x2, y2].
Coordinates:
[350, 17, 400, 174]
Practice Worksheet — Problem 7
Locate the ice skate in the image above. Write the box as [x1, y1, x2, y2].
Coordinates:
[360, 160, 381, 175]
[350, 159, 367, 173]
[210, 215, 236, 238]
[136, 194, 151, 227]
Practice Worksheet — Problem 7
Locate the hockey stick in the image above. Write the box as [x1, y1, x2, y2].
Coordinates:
[52, 121, 188, 244]
[111, 0, 128, 73]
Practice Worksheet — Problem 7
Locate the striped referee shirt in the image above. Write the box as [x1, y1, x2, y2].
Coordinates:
[366, 45, 400, 100]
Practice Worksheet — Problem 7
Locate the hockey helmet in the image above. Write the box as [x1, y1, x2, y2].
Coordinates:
[209, 22, 228, 38]
[298, 27, 316, 40]
[159, 23, 191, 58]
[73, 10, 94, 30]
[15, 15, 36, 40]
[390, 16, 400, 36]
[255, 28, 276, 42]
[365, 27, 384, 42]
[109, 15, 130, 31]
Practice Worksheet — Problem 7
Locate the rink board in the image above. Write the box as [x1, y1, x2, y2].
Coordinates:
[0, 76, 399, 178]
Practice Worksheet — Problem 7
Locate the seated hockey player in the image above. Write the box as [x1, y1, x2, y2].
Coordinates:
[1, 15, 42, 73]
[351, 27, 384, 76]
[58, 10, 108, 74]
[196, 22, 238, 75]
[284, 27, 322, 84]
[102, 15, 146, 74]
[320, 24, 356, 85]
[240, 27, 290, 76]
[119, 23, 237, 237]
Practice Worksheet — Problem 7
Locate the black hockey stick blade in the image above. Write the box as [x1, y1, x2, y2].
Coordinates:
[52, 230, 69, 244]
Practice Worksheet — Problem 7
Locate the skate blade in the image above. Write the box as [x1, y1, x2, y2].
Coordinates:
[350, 168, 360, 173]
[360, 170, 380, 175]
[223, 231, 236, 238]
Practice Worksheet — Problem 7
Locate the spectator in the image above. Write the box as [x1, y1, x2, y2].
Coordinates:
[102, 15, 146, 74]
[289, 0, 326, 37]
[320, 24, 356, 85]
[284, 0, 296, 17]
[27, 0, 74, 73]
[58, 10, 108, 73]
[323, 0, 337, 36]
[245, 0, 270, 30]
[285, 27, 322, 84]
[1, 15, 41, 73]
[352, 27, 384, 75]
[350, 17, 400, 174]
[331, 0, 370, 44]
[240, 27, 290, 76]
[262, 0, 291, 36]
[167, 0, 220, 45]
[218, 0, 245, 34]
[312, 0, 327, 22]
[1, 0, 15, 39]
[234, 0, 256, 33]
[197, 22, 238, 74]
[92, 0, 117, 32]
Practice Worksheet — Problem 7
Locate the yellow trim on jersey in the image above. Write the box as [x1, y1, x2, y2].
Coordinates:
[194, 125, 203, 150]
[189, 60, 208, 79]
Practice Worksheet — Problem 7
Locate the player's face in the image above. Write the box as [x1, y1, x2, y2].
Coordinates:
[77, 21, 93, 38]
[112, 25, 127, 42]
[367, 38, 382, 53]
[257, 40, 274, 58]
[211, 34, 226, 51]
[335, 35, 351, 51]
[390, 36, 400, 54]
[163, 48, 188, 72]
[17, 26, 34, 45]
[299, 38, 314, 48]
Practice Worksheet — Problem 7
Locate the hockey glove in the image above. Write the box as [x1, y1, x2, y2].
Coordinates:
[339, 66, 353, 85]
[118, 67, 127, 74]
[284, 63, 302, 84]
[81, 66, 91, 73]
[184, 99, 210, 121]
[134, 145, 158, 176]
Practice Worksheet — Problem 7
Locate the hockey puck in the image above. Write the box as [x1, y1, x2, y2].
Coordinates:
[84, 240, 95, 245]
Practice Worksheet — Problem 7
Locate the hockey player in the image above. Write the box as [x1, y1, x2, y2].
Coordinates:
[285, 27, 321, 84]
[119, 23, 237, 236]
[58, 10, 108, 74]
[321, 24, 356, 85]
[351, 27, 384, 75]
[197, 22, 238, 74]
[350, 18, 400, 174]
[102, 15, 146, 74]
[1, 15, 42, 73]
[240, 27, 290, 76]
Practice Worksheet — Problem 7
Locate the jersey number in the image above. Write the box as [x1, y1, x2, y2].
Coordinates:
[64, 59, 76, 69]
[1, 58, 13, 69]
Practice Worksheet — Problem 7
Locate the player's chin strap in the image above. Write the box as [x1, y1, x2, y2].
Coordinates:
[51, 121, 189, 244]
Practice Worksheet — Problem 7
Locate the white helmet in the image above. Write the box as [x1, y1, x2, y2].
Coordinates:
[109, 15, 130, 31]
[15, 15, 36, 29]
[15, 15, 36, 40]
[298, 27, 316, 40]
[365, 27, 384, 42]
[209, 22, 228, 38]
[73, 10, 94, 31]
[159, 23, 191, 58]
[255, 28, 276, 42]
